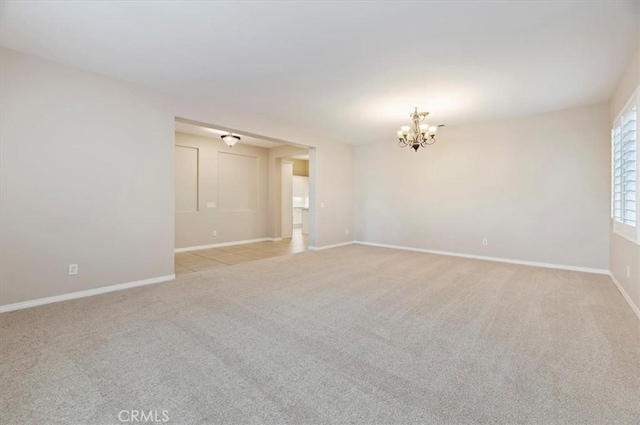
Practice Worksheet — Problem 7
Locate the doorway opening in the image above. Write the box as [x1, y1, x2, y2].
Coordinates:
[172, 118, 316, 276]
[281, 153, 310, 250]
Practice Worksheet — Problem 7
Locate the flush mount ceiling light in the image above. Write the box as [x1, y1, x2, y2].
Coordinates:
[396, 107, 444, 152]
[221, 133, 240, 147]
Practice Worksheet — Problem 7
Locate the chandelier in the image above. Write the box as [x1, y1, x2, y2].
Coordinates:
[396, 107, 442, 152]
[221, 133, 240, 147]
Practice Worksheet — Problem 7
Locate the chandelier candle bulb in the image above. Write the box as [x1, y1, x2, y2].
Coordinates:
[396, 107, 444, 152]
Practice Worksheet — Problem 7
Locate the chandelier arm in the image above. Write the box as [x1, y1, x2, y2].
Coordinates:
[396, 108, 439, 152]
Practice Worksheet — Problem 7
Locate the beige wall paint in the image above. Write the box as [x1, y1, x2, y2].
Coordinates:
[611, 48, 639, 119]
[291, 159, 309, 177]
[0, 48, 355, 307]
[316, 142, 354, 246]
[0, 48, 175, 306]
[175, 145, 199, 213]
[174, 132, 269, 249]
[173, 133, 355, 249]
[609, 47, 640, 312]
[355, 103, 611, 270]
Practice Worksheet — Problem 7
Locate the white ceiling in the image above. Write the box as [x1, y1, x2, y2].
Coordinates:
[175, 121, 285, 149]
[1, 1, 638, 145]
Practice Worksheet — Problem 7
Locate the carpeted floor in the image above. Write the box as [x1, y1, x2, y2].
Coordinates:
[1, 245, 639, 424]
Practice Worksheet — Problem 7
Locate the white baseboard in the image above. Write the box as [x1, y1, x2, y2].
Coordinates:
[609, 272, 640, 321]
[308, 241, 354, 251]
[175, 238, 275, 253]
[0, 274, 175, 314]
[354, 241, 609, 275]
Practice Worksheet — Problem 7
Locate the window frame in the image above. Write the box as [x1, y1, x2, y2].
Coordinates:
[612, 86, 639, 245]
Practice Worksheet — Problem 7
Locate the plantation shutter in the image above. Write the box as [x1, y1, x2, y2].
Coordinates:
[613, 101, 637, 227]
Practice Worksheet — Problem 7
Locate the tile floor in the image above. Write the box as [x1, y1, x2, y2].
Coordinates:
[175, 226, 308, 276]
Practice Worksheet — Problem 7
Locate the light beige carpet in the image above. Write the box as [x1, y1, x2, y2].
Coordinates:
[1, 245, 639, 424]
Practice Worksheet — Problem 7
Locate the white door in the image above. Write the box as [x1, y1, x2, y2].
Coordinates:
[281, 162, 293, 239]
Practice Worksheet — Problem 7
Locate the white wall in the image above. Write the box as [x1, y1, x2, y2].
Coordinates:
[0, 47, 355, 308]
[609, 47, 640, 313]
[174, 132, 269, 249]
[355, 103, 611, 271]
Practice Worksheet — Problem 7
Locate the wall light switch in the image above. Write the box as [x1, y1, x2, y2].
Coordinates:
[321, 202, 325, 208]
[207, 202, 216, 208]
[482, 239, 488, 246]
[68, 264, 78, 276]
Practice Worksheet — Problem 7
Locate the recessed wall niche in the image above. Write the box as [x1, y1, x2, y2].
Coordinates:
[217, 152, 258, 212]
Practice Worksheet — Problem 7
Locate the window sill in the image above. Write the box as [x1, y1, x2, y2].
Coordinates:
[613, 220, 640, 245]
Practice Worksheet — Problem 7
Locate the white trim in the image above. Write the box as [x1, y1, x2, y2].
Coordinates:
[611, 85, 640, 245]
[609, 272, 640, 321]
[308, 241, 354, 251]
[0, 274, 175, 314]
[174, 238, 275, 253]
[613, 224, 640, 245]
[354, 241, 609, 275]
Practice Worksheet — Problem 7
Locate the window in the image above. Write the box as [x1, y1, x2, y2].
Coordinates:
[612, 87, 639, 244]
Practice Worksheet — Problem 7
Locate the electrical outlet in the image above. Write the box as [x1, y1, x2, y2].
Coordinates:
[213, 230, 217, 237]
[207, 202, 216, 208]
[482, 239, 488, 246]
[68, 264, 78, 276]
